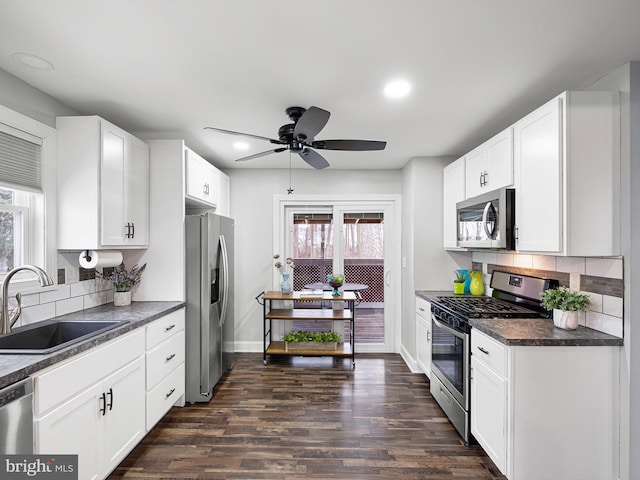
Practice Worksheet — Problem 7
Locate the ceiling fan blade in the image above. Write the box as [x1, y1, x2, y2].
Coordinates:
[311, 139, 387, 151]
[293, 106, 330, 142]
[298, 148, 330, 170]
[205, 126, 286, 145]
[235, 147, 287, 162]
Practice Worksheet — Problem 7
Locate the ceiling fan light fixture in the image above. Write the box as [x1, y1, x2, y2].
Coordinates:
[384, 79, 411, 99]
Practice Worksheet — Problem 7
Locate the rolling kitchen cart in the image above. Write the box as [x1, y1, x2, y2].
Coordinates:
[260, 291, 357, 366]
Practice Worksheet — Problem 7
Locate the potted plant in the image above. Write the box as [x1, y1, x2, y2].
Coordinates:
[282, 330, 342, 351]
[540, 287, 590, 330]
[453, 270, 468, 295]
[97, 263, 147, 306]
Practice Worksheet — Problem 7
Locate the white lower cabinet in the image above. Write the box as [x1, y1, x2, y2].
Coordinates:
[470, 329, 620, 480]
[33, 330, 145, 480]
[145, 308, 185, 431]
[471, 346, 507, 473]
[415, 297, 432, 378]
[32, 308, 186, 480]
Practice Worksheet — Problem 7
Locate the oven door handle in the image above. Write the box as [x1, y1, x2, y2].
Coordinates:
[432, 314, 467, 341]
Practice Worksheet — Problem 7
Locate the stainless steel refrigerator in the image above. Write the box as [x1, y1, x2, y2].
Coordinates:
[185, 213, 234, 403]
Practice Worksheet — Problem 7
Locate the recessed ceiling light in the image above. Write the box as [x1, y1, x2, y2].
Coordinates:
[233, 141, 250, 151]
[384, 79, 411, 99]
[12, 52, 55, 70]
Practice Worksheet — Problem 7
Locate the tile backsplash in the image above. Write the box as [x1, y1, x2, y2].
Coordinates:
[14, 252, 113, 328]
[472, 252, 624, 338]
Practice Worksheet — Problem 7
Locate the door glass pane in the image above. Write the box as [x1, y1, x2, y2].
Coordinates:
[343, 212, 384, 344]
[292, 212, 334, 332]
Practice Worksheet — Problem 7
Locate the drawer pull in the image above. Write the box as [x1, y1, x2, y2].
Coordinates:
[166, 353, 176, 362]
[165, 324, 176, 332]
[477, 346, 490, 355]
[107, 388, 113, 411]
[165, 388, 176, 399]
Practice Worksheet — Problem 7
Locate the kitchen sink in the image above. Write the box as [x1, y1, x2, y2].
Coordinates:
[0, 319, 125, 354]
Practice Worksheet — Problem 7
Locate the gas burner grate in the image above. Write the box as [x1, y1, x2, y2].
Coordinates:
[434, 296, 540, 318]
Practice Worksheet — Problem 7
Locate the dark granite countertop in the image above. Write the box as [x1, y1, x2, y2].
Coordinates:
[0, 301, 185, 389]
[416, 290, 623, 347]
[470, 318, 623, 346]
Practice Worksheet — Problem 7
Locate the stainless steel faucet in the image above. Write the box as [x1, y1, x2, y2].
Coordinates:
[1, 265, 54, 334]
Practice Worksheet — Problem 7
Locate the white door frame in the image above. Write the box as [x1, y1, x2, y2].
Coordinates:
[273, 194, 402, 353]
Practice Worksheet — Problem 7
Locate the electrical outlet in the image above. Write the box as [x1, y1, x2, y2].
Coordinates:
[65, 266, 79, 284]
[569, 272, 581, 292]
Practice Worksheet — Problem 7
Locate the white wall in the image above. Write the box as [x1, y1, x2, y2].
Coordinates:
[228, 168, 402, 351]
[0, 68, 77, 126]
[400, 157, 471, 365]
[582, 62, 637, 480]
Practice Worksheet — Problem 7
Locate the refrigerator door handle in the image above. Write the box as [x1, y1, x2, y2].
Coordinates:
[199, 217, 210, 395]
[219, 234, 230, 327]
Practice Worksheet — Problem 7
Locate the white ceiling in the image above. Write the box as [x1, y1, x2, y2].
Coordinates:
[1, 0, 639, 171]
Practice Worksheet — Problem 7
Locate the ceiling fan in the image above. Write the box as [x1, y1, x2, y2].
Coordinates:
[205, 106, 386, 169]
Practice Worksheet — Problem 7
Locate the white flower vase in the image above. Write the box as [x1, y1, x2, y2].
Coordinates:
[114, 290, 132, 307]
[553, 308, 578, 330]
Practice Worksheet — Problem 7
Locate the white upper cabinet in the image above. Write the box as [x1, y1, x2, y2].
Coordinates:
[465, 127, 513, 199]
[513, 91, 620, 255]
[217, 171, 231, 217]
[57, 116, 150, 249]
[443, 157, 466, 249]
[184, 147, 231, 215]
[185, 148, 219, 208]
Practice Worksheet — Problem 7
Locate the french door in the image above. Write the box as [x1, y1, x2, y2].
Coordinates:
[276, 197, 399, 353]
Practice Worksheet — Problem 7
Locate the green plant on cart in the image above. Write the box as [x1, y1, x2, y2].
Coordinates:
[282, 331, 342, 343]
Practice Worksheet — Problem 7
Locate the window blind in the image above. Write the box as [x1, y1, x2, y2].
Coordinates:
[0, 129, 42, 192]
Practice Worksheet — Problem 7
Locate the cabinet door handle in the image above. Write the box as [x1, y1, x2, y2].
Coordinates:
[427, 331, 431, 343]
[165, 324, 176, 332]
[165, 388, 176, 399]
[166, 353, 176, 362]
[99, 392, 106, 416]
[125, 222, 135, 239]
[477, 346, 490, 355]
[107, 388, 113, 411]
[203, 183, 209, 196]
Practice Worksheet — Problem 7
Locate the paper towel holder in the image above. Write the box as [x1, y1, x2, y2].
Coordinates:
[81, 250, 92, 263]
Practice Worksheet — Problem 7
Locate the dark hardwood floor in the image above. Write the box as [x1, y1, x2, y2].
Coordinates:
[109, 353, 505, 479]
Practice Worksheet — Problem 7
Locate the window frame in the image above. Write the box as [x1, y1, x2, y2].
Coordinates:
[0, 104, 56, 294]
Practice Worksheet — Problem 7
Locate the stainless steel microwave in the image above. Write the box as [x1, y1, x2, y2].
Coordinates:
[456, 188, 515, 249]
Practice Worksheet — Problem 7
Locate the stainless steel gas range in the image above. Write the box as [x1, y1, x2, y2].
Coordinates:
[429, 270, 558, 445]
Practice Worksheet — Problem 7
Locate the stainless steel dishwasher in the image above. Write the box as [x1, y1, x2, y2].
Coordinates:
[0, 377, 33, 454]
